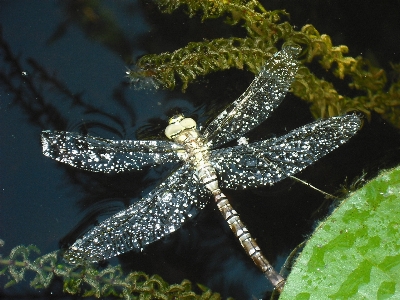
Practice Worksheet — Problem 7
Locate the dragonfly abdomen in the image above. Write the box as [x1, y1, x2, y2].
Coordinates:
[214, 193, 286, 291]
[170, 119, 286, 289]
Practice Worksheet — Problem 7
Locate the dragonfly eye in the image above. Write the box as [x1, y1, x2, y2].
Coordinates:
[179, 118, 196, 129]
[165, 123, 184, 139]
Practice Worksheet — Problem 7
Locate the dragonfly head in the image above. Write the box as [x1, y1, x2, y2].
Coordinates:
[165, 114, 197, 139]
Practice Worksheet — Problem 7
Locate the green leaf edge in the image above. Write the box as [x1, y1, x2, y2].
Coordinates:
[280, 165, 400, 299]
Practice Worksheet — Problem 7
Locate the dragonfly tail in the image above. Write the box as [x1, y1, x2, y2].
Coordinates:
[214, 192, 286, 292]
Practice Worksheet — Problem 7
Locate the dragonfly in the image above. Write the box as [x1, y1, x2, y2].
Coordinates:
[41, 44, 362, 291]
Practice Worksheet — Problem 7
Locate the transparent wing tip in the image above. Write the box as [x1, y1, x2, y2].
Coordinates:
[349, 111, 364, 125]
[63, 249, 86, 265]
[63, 239, 105, 265]
[282, 43, 302, 57]
[41, 130, 56, 158]
[344, 112, 364, 133]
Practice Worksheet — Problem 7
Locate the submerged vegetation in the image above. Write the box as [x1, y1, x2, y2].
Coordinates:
[128, 0, 400, 128]
[0, 240, 223, 299]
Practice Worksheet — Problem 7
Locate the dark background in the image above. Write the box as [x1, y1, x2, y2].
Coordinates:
[1, 1, 400, 299]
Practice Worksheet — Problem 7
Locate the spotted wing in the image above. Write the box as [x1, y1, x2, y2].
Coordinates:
[210, 114, 362, 189]
[41, 130, 186, 172]
[64, 164, 209, 263]
[202, 44, 301, 149]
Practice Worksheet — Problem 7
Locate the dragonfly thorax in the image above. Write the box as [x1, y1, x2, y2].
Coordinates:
[165, 115, 220, 194]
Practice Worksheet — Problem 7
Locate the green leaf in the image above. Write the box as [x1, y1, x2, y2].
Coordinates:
[280, 165, 400, 299]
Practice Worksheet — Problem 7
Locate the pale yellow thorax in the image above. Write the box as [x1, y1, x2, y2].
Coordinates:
[165, 115, 219, 193]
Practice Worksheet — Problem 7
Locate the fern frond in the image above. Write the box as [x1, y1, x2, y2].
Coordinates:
[0, 242, 224, 299]
[157, 0, 265, 21]
[134, 37, 277, 90]
[128, 0, 400, 128]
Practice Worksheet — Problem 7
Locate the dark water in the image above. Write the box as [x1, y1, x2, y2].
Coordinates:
[1, 1, 399, 299]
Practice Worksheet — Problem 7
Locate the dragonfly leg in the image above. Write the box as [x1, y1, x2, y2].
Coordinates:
[214, 192, 285, 292]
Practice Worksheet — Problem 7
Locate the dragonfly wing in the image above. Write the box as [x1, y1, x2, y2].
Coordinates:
[63, 164, 210, 263]
[203, 45, 300, 148]
[210, 114, 362, 189]
[41, 130, 186, 172]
